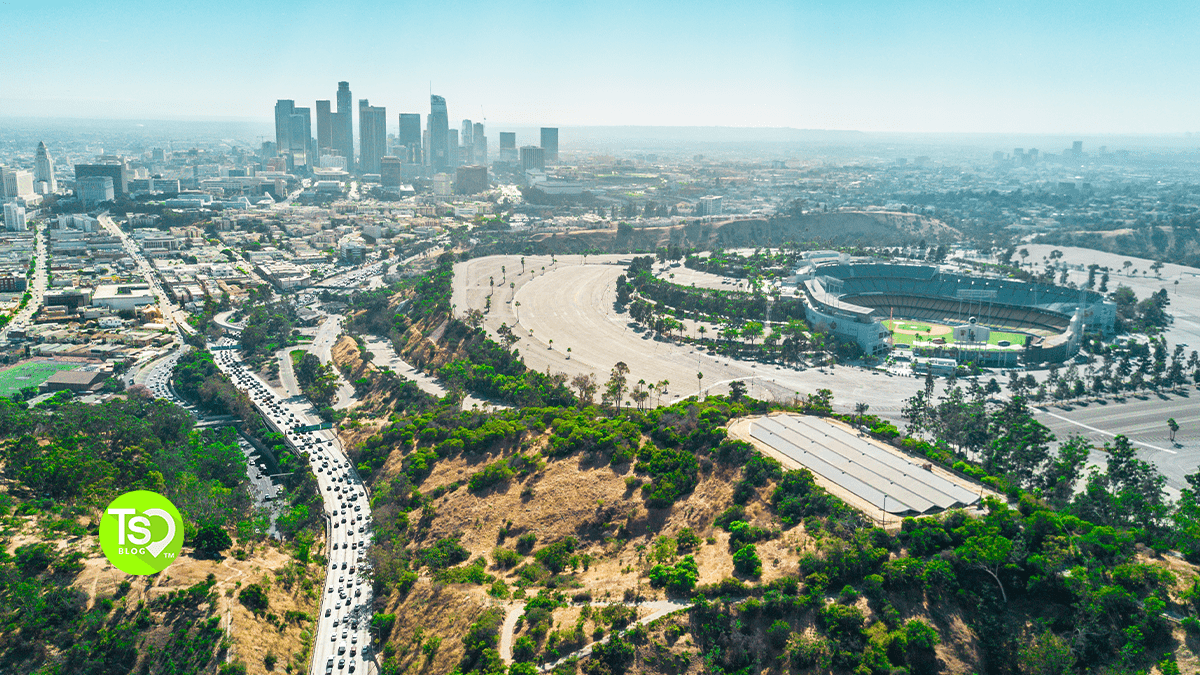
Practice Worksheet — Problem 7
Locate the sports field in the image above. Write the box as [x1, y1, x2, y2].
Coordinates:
[0, 361, 79, 397]
[883, 319, 1027, 347]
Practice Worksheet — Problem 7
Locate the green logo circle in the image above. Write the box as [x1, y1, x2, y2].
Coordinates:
[100, 491, 184, 575]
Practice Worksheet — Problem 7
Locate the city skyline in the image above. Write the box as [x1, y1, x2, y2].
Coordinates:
[4, 0, 1200, 134]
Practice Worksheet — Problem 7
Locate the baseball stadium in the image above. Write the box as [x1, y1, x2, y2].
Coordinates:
[793, 260, 1116, 365]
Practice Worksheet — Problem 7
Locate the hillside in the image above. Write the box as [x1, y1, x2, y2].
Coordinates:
[329, 256, 1200, 675]
[474, 211, 961, 257]
[0, 395, 326, 675]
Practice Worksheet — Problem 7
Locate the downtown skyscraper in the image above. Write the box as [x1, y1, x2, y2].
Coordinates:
[358, 99, 387, 175]
[315, 100, 332, 156]
[274, 100, 312, 168]
[428, 95, 450, 172]
[398, 113, 422, 165]
[334, 81, 354, 171]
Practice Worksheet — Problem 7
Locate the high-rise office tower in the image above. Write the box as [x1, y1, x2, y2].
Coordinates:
[34, 141, 56, 193]
[449, 129, 459, 167]
[520, 146, 545, 171]
[274, 100, 295, 153]
[473, 123, 487, 165]
[460, 119, 474, 164]
[74, 161, 127, 194]
[358, 99, 387, 175]
[428, 95, 450, 171]
[334, 82, 354, 169]
[316, 100, 333, 154]
[540, 127, 559, 163]
[289, 107, 312, 167]
[399, 113, 422, 164]
[499, 132, 517, 163]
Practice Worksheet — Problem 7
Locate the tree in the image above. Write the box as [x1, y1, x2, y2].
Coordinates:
[956, 532, 1013, 603]
[697, 371, 704, 399]
[732, 544, 762, 577]
[1019, 631, 1076, 675]
[984, 396, 1055, 487]
[853, 401, 869, 426]
[1041, 435, 1091, 508]
[193, 522, 233, 558]
[604, 362, 629, 410]
[571, 373, 597, 406]
[1168, 417, 1180, 443]
[729, 380, 747, 402]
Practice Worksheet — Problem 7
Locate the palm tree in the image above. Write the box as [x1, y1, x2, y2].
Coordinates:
[697, 371, 704, 399]
[854, 402, 870, 427]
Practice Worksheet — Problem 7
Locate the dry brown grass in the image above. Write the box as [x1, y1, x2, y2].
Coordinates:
[64, 536, 324, 675]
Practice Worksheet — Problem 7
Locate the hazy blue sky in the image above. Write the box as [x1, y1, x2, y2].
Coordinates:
[3, 0, 1197, 133]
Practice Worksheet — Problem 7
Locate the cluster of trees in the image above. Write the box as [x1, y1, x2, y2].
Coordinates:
[172, 349, 323, 539]
[237, 285, 296, 358]
[1110, 284, 1173, 333]
[0, 397, 258, 672]
[1040, 223, 1200, 269]
[616, 257, 864, 362]
[619, 256, 806, 325]
[295, 352, 339, 407]
[1014, 337, 1199, 402]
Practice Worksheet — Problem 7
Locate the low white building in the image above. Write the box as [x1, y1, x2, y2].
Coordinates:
[92, 284, 156, 310]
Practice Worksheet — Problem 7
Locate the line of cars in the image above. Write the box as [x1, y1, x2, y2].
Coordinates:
[209, 338, 374, 675]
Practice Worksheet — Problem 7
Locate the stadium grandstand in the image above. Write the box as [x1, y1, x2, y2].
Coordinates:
[791, 259, 1115, 365]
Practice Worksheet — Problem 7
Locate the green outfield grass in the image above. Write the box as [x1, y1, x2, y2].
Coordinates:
[884, 319, 1028, 348]
[0, 361, 80, 398]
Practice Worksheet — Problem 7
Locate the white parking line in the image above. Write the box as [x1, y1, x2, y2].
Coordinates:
[1039, 409, 1177, 454]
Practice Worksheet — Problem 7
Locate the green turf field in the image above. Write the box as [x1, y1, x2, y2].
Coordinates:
[0, 361, 80, 397]
[883, 320, 1027, 347]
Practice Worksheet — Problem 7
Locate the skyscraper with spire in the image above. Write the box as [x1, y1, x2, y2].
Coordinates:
[428, 95, 450, 172]
[34, 142, 56, 193]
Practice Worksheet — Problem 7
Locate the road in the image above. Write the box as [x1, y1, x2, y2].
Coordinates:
[311, 315, 356, 409]
[208, 337, 376, 675]
[99, 213, 193, 337]
[360, 334, 499, 410]
[1, 220, 48, 340]
[503, 600, 692, 672]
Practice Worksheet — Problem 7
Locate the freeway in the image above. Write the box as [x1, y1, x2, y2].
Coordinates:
[209, 337, 376, 675]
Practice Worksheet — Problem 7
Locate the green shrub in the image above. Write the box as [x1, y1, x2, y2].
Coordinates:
[732, 544, 762, 577]
[469, 460, 515, 492]
[492, 547, 522, 569]
[648, 555, 699, 595]
[238, 583, 269, 612]
[534, 537, 579, 574]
